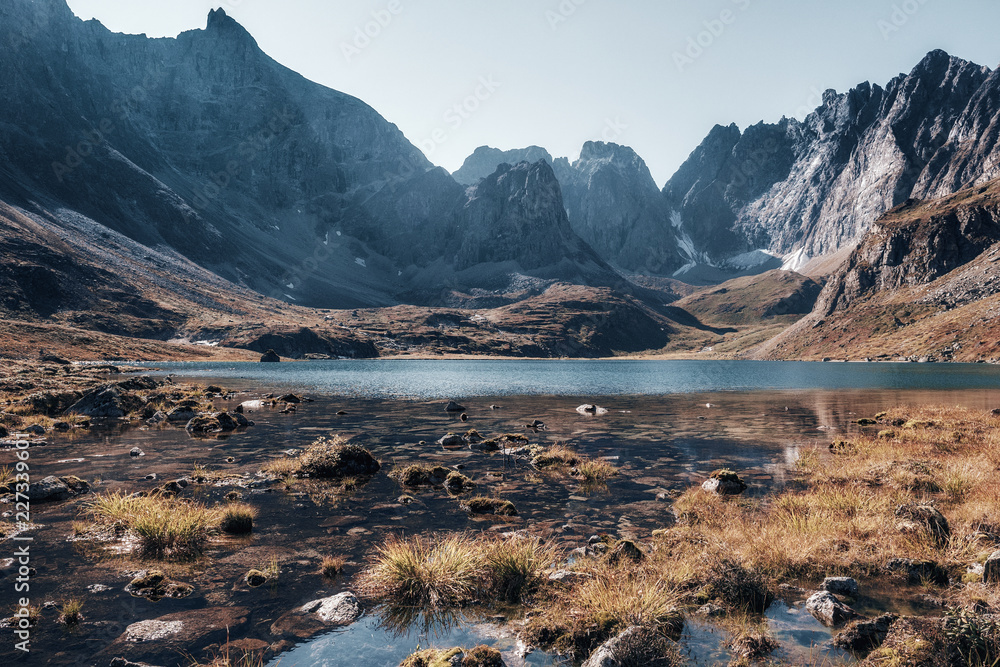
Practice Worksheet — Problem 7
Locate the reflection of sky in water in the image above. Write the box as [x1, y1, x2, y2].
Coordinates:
[146, 359, 1000, 400]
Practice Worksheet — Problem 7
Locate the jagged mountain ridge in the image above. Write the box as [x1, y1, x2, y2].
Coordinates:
[665, 50, 1000, 269]
[457, 50, 1000, 281]
[0, 0, 623, 309]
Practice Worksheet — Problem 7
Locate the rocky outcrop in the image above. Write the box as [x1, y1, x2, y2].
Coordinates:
[222, 327, 379, 360]
[453, 146, 553, 185]
[664, 50, 1000, 268]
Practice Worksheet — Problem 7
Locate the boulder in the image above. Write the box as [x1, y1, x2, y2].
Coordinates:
[985, 550, 1000, 584]
[65, 385, 143, 419]
[805, 591, 858, 626]
[834, 613, 898, 653]
[299, 592, 362, 625]
[822, 577, 859, 597]
[130, 447, 144, 457]
[608, 540, 644, 564]
[277, 394, 301, 404]
[27, 476, 70, 502]
[581, 625, 680, 667]
[576, 404, 608, 415]
[437, 433, 465, 447]
[702, 469, 748, 495]
[165, 407, 197, 423]
[215, 412, 239, 431]
[185, 414, 223, 433]
[894, 504, 950, 544]
[260, 349, 281, 363]
[25, 424, 45, 435]
[145, 411, 167, 425]
[445, 401, 466, 412]
[125, 620, 184, 642]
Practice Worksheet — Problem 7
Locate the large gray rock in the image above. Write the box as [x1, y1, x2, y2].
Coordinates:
[124, 620, 184, 642]
[298, 592, 362, 625]
[65, 385, 142, 419]
[27, 476, 71, 502]
[805, 591, 858, 626]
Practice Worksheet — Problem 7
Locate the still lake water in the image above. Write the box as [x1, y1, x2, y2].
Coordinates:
[147, 359, 1000, 399]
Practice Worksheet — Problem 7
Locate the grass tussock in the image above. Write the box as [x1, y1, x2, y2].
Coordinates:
[219, 502, 257, 535]
[263, 435, 380, 480]
[320, 555, 346, 579]
[357, 533, 559, 607]
[85, 490, 256, 560]
[578, 458, 619, 483]
[59, 599, 84, 625]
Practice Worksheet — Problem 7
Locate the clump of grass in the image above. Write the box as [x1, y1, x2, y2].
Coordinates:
[59, 599, 84, 625]
[578, 458, 619, 483]
[85, 490, 217, 560]
[462, 645, 504, 667]
[461, 496, 518, 517]
[358, 533, 557, 608]
[485, 535, 558, 603]
[320, 555, 346, 579]
[532, 444, 579, 469]
[399, 648, 464, 667]
[219, 503, 257, 535]
[390, 464, 450, 487]
[358, 534, 485, 606]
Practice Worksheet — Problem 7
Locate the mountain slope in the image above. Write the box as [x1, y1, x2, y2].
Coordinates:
[0, 0, 620, 309]
[754, 177, 1000, 361]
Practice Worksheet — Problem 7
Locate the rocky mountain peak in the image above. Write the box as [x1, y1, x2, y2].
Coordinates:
[452, 145, 553, 185]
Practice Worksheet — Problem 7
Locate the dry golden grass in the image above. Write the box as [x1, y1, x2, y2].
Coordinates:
[357, 533, 558, 607]
[650, 406, 1000, 590]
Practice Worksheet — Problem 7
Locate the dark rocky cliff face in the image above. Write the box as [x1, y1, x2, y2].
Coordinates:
[554, 142, 686, 275]
[664, 50, 998, 268]
[0, 0, 618, 308]
[816, 181, 1000, 315]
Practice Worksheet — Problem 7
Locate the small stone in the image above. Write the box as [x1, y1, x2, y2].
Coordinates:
[437, 433, 465, 447]
[702, 469, 748, 495]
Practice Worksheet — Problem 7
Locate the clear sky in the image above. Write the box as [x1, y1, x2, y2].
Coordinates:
[65, 0, 1000, 185]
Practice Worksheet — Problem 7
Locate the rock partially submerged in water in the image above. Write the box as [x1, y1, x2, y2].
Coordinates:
[437, 433, 465, 447]
[582, 626, 681, 667]
[297, 441, 380, 479]
[27, 475, 89, 502]
[806, 591, 858, 626]
[65, 384, 143, 419]
[299, 592, 362, 625]
[576, 404, 608, 415]
[701, 469, 748, 495]
[445, 401, 466, 412]
[461, 496, 518, 516]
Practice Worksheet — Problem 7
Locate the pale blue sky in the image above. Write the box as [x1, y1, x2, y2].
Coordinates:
[65, 0, 1000, 184]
